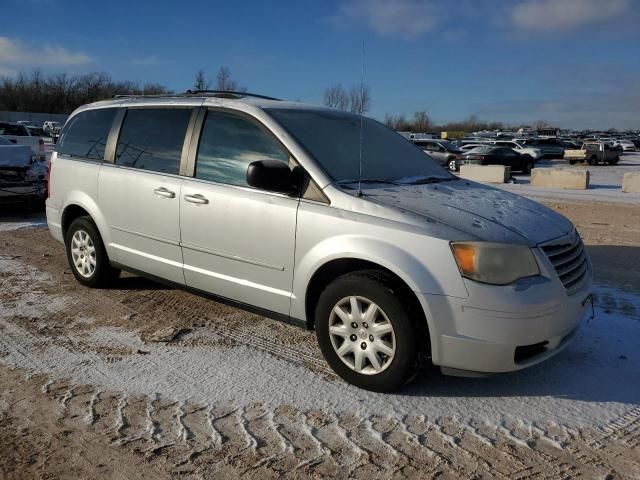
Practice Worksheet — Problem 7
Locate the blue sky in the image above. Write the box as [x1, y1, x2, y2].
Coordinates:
[1, 0, 639, 129]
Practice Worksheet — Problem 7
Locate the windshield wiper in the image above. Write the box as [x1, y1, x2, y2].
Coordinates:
[402, 176, 458, 185]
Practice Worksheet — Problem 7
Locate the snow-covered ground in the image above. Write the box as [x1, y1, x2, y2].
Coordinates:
[495, 152, 640, 205]
[1, 255, 638, 428]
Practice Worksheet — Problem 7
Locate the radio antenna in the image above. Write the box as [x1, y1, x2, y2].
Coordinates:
[357, 41, 365, 198]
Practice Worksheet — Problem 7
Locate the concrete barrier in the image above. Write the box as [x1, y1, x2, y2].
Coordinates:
[530, 168, 589, 190]
[459, 165, 510, 183]
[622, 172, 640, 193]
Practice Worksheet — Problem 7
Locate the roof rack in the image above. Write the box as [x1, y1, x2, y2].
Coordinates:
[114, 90, 281, 101]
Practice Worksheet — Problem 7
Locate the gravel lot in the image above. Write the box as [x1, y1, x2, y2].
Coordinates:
[0, 199, 639, 479]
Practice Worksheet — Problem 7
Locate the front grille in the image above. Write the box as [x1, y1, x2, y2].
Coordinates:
[541, 235, 589, 294]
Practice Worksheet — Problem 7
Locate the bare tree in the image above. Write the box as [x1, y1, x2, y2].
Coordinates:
[349, 84, 371, 114]
[413, 110, 430, 132]
[194, 69, 209, 90]
[0, 70, 170, 114]
[323, 85, 349, 110]
[215, 66, 246, 92]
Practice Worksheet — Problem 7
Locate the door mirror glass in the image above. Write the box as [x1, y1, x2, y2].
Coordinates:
[246, 160, 296, 193]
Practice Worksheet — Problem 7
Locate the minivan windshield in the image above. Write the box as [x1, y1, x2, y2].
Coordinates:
[266, 108, 451, 184]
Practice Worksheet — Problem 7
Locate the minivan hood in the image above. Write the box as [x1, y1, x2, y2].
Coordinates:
[361, 180, 574, 245]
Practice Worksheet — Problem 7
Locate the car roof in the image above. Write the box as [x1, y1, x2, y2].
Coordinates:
[71, 92, 336, 117]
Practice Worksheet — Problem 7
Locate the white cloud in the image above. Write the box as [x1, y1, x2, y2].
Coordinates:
[0, 36, 91, 67]
[512, 0, 630, 31]
[330, 0, 438, 40]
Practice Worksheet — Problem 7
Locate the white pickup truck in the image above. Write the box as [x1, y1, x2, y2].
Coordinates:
[0, 122, 45, 158]
[564, 142, 620, 165]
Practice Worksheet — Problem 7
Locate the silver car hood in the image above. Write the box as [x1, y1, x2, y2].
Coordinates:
[361, 180, 574, 246]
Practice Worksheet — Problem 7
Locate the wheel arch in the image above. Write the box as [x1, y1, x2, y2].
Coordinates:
[60, 193, 112, 250]
[303, 257, 431, 355]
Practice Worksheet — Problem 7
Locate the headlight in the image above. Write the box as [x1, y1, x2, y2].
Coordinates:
[451, 242, 539, 285]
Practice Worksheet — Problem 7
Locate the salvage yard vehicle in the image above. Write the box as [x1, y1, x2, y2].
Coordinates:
[564, 142, 620, 165]
[0, 121, 45, 158]
[0, 136, 47, 206]
[457, 145, 535, 173]
[492, 140, 543, 161]
[521, 138, 565, 158]
[412, 139, 463, 171]
[46, 92, 593, 392]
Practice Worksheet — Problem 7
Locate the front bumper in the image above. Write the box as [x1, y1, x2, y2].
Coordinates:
[417, 250, 593, 374]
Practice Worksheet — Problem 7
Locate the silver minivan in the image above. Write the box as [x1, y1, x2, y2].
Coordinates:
[46, 92, 593, 392]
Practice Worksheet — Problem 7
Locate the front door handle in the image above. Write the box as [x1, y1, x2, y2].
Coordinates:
[184, 193, 209, 205]
[154, 187, 176, 199]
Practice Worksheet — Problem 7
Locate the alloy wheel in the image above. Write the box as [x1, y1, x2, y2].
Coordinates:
[70, 229, 96, 278]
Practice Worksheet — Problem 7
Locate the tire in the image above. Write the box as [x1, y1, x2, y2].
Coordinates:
[588, 156, 597, 165]
[569, 160, 577, 165]
[448, 158, 457, 171]
[611, 156, 620, 165]
[65, 216, 120, 288]
[315, 270, 419, 392]
[521, 155, 533, 174]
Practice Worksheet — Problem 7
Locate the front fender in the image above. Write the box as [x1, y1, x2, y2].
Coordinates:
[291, 233, 468, 319]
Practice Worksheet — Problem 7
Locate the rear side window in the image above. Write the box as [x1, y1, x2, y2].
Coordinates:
[57, 109, 116, 160]
[115, 108, 191, 175]
[194, 111, 289, 187]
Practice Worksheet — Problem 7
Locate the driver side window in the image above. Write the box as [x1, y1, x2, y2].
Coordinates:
[195, 111, 290, 187]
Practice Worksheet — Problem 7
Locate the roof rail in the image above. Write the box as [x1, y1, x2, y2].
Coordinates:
[184, 90, 281, 101]
[113, 90, 281, 101]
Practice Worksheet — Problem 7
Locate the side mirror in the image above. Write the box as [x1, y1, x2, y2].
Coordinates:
[246, 160, 297, 194]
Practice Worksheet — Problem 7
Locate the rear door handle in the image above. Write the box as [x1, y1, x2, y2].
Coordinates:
[184, 193, 209, 205]
[153, 187, 175, 199]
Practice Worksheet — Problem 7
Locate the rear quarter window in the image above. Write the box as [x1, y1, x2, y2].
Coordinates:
[56, 108, 117, 161]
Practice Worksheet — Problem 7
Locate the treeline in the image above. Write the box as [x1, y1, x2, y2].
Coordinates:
[384, 112, 508, 133]
[0, 71, 170, 114]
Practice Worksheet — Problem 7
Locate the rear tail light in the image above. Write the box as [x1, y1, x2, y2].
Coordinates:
[468, 155, 485, 160]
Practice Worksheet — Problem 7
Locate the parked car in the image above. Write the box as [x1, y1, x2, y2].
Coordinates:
[46, 93, 592, 392]
[0, 136, 47, 207]
[412, 139, 463, 171]
[17, 120, 34, 127]
[615, 140, 636, 152]
[491, 140, 543, 161]
[459, 143, 487, 152]
[521, 138, 565, 158]
[0, 122, 44, 157]
[564, 142, 620, 165]
[457, 146, 535, 173]
[43, 121, 62, 137]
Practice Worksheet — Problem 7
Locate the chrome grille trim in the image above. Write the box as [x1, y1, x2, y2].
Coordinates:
[541, 234, 589, 295]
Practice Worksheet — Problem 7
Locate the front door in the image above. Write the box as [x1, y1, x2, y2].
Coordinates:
[180, 109, 299, 315]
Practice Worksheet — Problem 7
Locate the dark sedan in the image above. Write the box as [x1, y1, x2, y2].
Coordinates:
[456, 146, 534, 173]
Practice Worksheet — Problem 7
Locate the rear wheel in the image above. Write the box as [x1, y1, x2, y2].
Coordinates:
[588, 156, 597, 165]
[315, 270, 419, 392]
[65, 216, 120, 288]
[448, 158, 457, 171]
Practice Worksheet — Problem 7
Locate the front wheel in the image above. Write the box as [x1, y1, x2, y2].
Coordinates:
[65, 216, 120, 288]
[315, 270, 419, 392]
